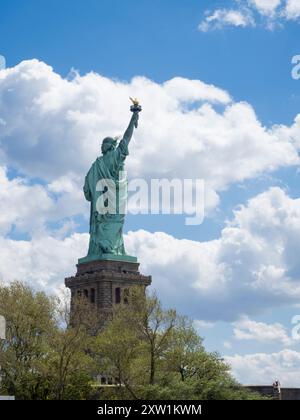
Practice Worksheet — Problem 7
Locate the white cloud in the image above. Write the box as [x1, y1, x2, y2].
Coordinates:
[226, 349, 300, 386]
[0, 233, 88, 296]
[0, 60, 230, 184]
[199, 0, 300, 31]
[126, 187, 300, 321]
[198, 9, 254, 32]
[0, 166, 53, 235]
[0, 166, 87, 236]
[233, 316, 292, 346]
[163, 76, 231, 104]
[249, 0, 281, 15]
[194, 319, 215, 329]
[284, 0, 300, 19]
[0, 60, 299, 222]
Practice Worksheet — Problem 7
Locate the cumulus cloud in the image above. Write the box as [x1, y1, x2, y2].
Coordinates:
[0, 166, 53, 235]
[0, 59, 299, 222]
[233, 316, 292, 346]
[249, 0, 281, 15]
[126, 187, 300, 321]
[198, 9, 254, 32]
[284, 0, 300, 19]
[226, 349, 300, 386]
[199, 0, 300, 31]
[0, 233, 88, 296]
[0, 60, 230, 185]
[0, 166, 87, 236]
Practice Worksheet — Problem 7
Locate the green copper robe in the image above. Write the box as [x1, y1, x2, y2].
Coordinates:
[83, 138, 129, 257]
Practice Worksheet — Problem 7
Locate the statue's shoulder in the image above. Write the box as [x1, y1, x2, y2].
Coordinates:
[86, 157, 99, 176]
[95, 156, 105, 167]
[89, 157, 103, 168]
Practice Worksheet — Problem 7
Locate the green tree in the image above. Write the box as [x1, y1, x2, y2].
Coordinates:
[95, 287, 263, 400]
[0, 282, 264, 400]
[45, 295, 100, 400]
[0, 281, 98, 400]
[0, 281, 57, 399]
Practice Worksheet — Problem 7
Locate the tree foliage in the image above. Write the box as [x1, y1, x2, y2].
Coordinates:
[0, 281, 96, 399]
[0, 282, 264, 400]
[95, 287, 263, 400]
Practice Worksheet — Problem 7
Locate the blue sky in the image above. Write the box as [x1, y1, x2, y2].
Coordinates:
[1, 0, 300, 385]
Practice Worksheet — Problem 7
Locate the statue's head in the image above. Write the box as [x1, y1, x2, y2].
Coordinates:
[101, 136, 119, 154]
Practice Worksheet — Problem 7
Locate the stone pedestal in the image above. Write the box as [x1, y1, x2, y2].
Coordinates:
[65, 259, 152, 317]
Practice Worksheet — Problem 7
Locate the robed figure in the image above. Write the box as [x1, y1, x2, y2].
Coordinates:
[82, 111, 139, 261]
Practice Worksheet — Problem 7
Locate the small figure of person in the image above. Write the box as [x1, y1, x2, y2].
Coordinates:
[272, 380, 282, 400]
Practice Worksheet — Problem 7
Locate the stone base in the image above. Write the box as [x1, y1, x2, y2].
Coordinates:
[65, 258, 151, 317]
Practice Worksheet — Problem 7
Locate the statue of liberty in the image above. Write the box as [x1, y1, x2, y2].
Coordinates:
[79, 99, 141, 264]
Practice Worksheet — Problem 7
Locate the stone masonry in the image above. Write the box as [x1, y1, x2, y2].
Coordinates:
[65, 259, 152, 317]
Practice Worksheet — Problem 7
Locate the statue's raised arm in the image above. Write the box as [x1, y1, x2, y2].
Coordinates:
[117, 97, 141, 157]
[118, 112, 138, 150]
